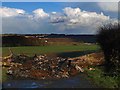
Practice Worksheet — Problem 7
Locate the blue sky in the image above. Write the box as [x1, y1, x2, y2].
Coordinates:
[2, 2, 118, 18]
[1, 2, 118, 34]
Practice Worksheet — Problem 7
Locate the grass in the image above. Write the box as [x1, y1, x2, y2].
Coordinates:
[2, 44, 99, 57]
[1, 67, 8, 82]
[85, 67, 119, 88]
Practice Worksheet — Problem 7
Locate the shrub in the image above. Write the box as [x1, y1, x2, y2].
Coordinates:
[97, 23, 120, 76]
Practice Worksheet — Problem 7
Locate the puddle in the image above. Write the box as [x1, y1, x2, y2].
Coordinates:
[56, 50, 97, 58]
[2, 73, 97, 88]
[46, 50, 97, 58]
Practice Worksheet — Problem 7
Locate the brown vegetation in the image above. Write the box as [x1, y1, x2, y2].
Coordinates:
[3, 52, 104, 80]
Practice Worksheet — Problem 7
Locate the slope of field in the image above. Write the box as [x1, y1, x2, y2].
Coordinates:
[2, 34, 96, 47]
[2, 44, 99, 57]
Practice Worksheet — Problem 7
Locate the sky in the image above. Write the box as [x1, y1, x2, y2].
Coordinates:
[1, 2, 118, 34]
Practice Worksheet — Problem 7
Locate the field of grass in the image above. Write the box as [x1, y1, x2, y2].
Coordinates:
[2, 44, 99, 57]
[85, 67, 119, 88]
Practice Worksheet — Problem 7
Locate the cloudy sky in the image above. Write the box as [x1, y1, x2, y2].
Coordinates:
[1, 2, 118, 34]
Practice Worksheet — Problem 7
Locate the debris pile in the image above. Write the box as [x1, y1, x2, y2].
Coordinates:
[4, 54, 84, 79]
[2, 52, 104, 80]
[69, 52, 104, 67]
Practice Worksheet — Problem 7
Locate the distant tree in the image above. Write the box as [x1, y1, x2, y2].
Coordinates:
[97, 23, 120, 76]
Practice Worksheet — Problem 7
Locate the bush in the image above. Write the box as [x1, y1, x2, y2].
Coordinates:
[97, 23, 120, 76]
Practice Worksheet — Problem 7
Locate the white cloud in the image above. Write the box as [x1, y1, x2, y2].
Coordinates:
[2, 17, 38, 33]
[0, 7, 49, 19]
[0, 7, 25, 17]
[49, 7, 116, 34]
[63, 7, 110, 26]
[50, 12, 66, 23]
[51, 12, 57, 14]
[63, 7, 81, 18]
[97, 2, 118, 12]
[33, 8, 49, 19]
[1, 6, 117, 34]
[50, 7, 110, 29]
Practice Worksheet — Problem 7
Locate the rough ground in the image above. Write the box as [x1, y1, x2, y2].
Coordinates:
[2, 52, 104, 79]
[2, 52, 104, 88]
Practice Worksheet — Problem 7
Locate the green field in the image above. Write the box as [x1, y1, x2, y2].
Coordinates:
[85, 67, 119, 88]
[2, 44, 99, 57]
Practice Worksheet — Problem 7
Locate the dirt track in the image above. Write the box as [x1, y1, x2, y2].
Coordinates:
[2, 73, 98, 88]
